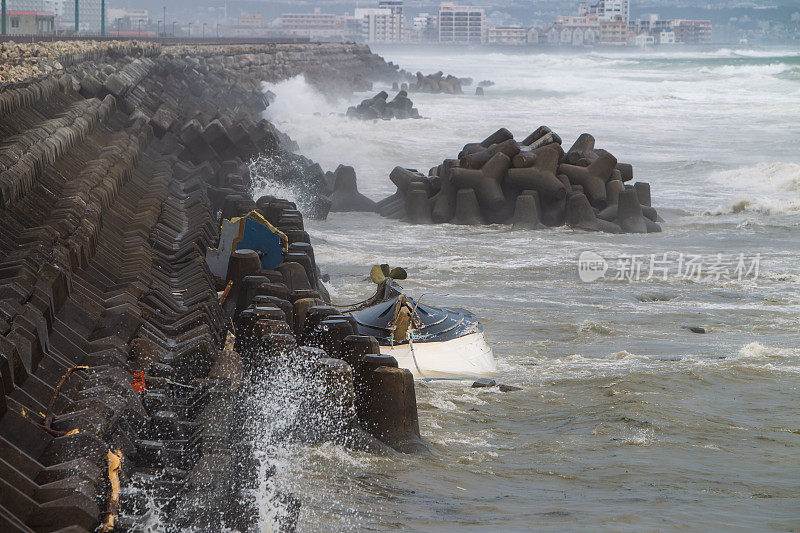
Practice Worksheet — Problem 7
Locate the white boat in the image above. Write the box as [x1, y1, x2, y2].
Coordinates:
[346, 277, 497, 380]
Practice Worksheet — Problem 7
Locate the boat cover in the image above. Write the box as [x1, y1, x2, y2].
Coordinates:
[349, 295, 484, 345]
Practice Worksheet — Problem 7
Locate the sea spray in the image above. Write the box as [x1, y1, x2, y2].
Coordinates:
[241, 347, 379, 531]
[261, 76, 341, 120]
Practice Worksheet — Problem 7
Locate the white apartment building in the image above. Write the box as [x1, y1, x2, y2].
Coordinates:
[354, 7, 403, 42]
[659, 31, 676, 44]
[438, 2, 485, 44]
[411, 12, 437, 42]
[579, 0, 629, 23]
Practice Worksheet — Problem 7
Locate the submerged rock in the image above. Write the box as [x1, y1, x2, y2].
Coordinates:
[347, 90, 421, 120]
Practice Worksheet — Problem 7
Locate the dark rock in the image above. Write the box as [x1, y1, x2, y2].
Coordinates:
[472, 378, 497, 388]
[329, 165, 377, 213]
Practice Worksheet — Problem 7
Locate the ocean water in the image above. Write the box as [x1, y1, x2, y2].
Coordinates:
[255, 47, 800, 531]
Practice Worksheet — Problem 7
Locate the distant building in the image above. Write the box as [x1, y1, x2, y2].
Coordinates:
[42, 0, 64, 27]
[378, 0, 403, 16]
[410, 12, 437, 42]
[377, 0, 405, 38]
[2, 10, 55, 34]
[59, 0, 103, 33]
[659, 30, 676, 44]
[438, 2, 485, 44]
[598, 19, 629, 44]
[579, 0, 629, 23]
[237, 14, 263, 28]
[354, 7, 403, 42]
[672, 19, 712, 44]
[278, 8, 345, 40]
[630, 15, 673, 36]
[343, 14, 364, 42]
[632, 16, 711, 45]
[551, 13, 600, 46]
[107, 8, 148, 32]
[487, 26, 528, 45]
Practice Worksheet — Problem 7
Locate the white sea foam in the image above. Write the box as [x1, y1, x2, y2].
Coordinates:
[707, 162, 800, 215]
[737, 342, 794, 359]
[699, 63, 796, 77]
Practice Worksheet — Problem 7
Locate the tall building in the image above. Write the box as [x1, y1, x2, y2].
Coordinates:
[354, 7, 403, 42]
[579, 0, 629, 23]
[438, 2, 485, 44]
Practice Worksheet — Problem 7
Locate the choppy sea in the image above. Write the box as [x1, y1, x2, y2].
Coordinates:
[253, 46, 800, 532]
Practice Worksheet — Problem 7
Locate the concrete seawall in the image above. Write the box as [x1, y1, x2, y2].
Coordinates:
[0, 41, 413, 531]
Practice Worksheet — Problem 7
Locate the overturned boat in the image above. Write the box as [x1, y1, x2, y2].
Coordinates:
[345, 266, 497, 380]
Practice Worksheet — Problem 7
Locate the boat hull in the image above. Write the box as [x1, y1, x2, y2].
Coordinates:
[381, 331, 497, 380]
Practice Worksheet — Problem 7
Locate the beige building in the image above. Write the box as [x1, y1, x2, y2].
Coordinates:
[354, 7, 403, 43]
[438, 2, 484, 43]
[3, 10, 55, 34]
[277, 8, 346, 40]
[598, 19, 630, 44]
[487, 27, 528, 45]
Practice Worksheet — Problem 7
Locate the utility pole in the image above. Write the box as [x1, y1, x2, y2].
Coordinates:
[74, 0, 79, 33]
[1, 0, 6, 36]
[100, 0, 105, 36]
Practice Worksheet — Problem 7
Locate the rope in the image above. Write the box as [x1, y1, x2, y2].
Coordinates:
[407, 333, 428, 380]
[407, 294, 428, 380]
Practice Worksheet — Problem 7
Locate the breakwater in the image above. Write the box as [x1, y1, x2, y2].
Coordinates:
[364, 127, 661, 232]
[0, 40, 415, 531]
